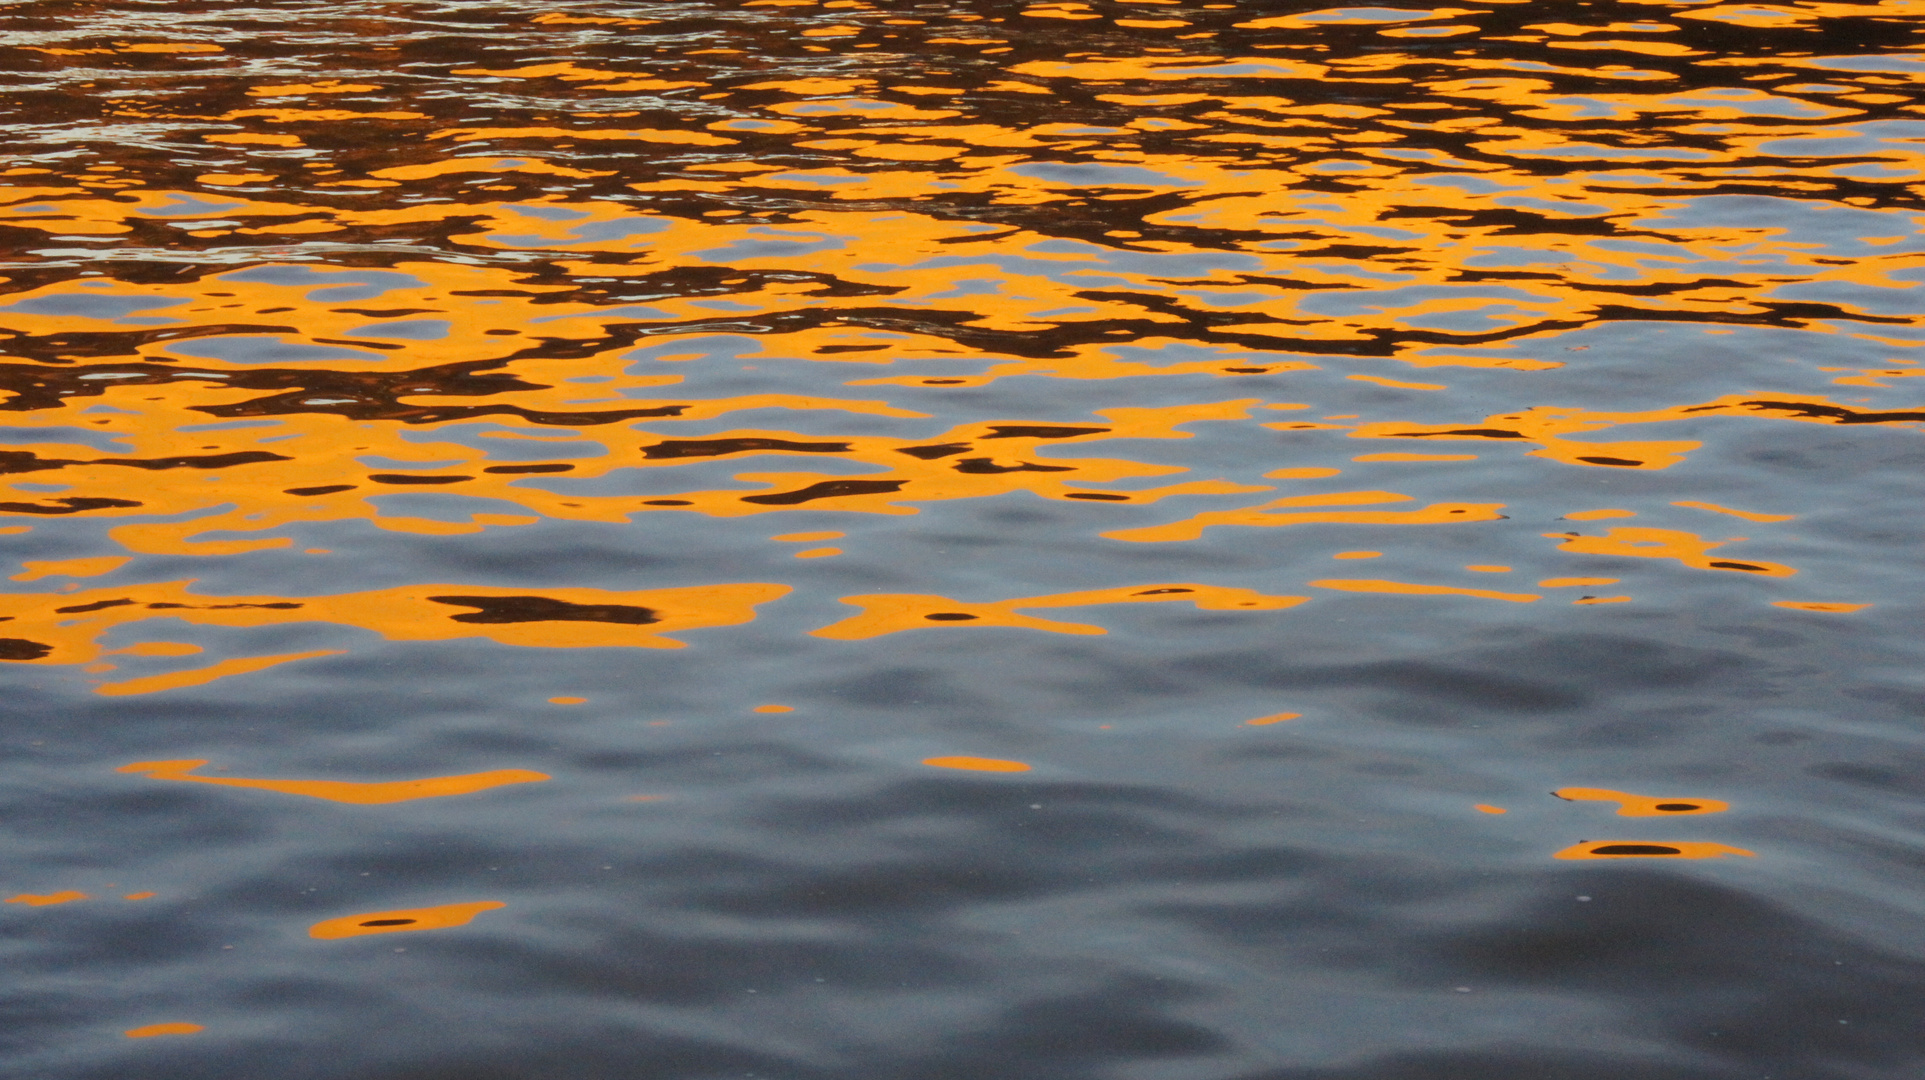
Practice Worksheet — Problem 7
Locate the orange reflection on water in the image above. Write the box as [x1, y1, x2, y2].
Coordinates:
[1772, 600, 1872, 612]
[1542, 526, 1796, 576]
[812, 583, 1305, 639]
[125, 1023, 204, 1038]
[1554, 787, 1729, 816]
[0, 0, 1918, 755]
[923, 756, 1031, 772]
[1, 581, 790, 674]
[5, 891, 87, 906]
[1105, 492, 1507, 543]
[1554, 841, 1755, 860]
[118, 760, 549, 804]
[309, 901, 505, 939]
[1309, 579, 1541, 603]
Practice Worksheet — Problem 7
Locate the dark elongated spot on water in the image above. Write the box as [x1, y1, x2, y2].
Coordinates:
[925, 613, 979, 621]
[741, 479, 904, 505]
[368, 473, 472, 485]
[0, 638, 52, 661]
[1591, 844, 1681, 855]
[1708, 561, 1769, 572]
[1577, 456, 1642, 467]
[313, 337, 403, 351]
[953, 457, 1073, 474]
[286, 484, 356, 496]
[427, 595, 660, 625]
[1403, 429, 1525, 439]
[0, 496, 142, 514]
[1655, 803, 1700, 811]
[896, 443, 969, 459]
[982, 425, 1109, 439]
[643, 499, 692, 505]
[54, 598, 136, 614]
[484, 463, 573, 474]
[1066, 492, 1129, 501]
[360, 918, 416, 927]
[643, 437, 850, 459]
[96, 450, 290, 471]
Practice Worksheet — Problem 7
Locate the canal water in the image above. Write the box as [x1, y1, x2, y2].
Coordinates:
[3, 1, 1924, 1076]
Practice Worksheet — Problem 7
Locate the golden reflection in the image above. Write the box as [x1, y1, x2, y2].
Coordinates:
[923, 756, 1031, 772]
[1309, 579, 1541, 602]
[1, 582, 789, 676]
[125, 1023, 205, 1038]
[309, 901, 505, 939]
[1554, 786, 1729, 815]
[117, 760, 550, 804]
[1554, 841, 1755, 860]
[5, 891, 87, 906]
[1541, 526, 1796, 576]
[4, 0, 1917, 688]
[812, 583, 1305, 639]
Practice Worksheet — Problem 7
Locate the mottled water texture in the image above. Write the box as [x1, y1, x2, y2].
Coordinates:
[3, 0, 1924, 1077]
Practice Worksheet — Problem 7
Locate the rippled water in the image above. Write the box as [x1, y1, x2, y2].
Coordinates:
[4, 1, 1925, 1076]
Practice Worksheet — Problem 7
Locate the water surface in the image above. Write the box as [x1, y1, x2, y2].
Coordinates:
[4, 1, 1925, 1077]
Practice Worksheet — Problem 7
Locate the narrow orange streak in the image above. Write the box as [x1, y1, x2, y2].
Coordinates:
[117, 759, 549, 804]
[5, 891, 87, 906]
[126, 1023, 203, 1038]
[923, 756, 1030, 772]
[1772, 601, 1870, 613]
[1310, 579, 1539, 603]
[310, 901, 504, 939]
[94, 650, 344, 697]
[1554, 842, 1753, 860]
[1554, 786, 1727, 816]
[1671, 500, 1794, 523]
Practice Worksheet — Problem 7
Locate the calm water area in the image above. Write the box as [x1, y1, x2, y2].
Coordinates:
[3, 1, 1925, 1076]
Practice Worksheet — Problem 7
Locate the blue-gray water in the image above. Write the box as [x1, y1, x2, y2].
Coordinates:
[4, 2, 1925, 1077]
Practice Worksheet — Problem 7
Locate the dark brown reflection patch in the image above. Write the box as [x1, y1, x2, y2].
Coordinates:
[426, 595, 661, 626]
[740, 480, 905, 505]
[54, 599, 137, 614]
[895, 444, 970, 460]
[1555, 840, 1754, 860]
[924, 613, 979, 621]
[952, 458, 1073, 474]
[483, 464, 574, 474]
[982, 426, 1109, 440]
[368, 474, 473, 485]
[286, 485, 356, 496]
[0, 497, 142, 515]
[95, 451, 291, 471]
[0, 638, 52, 661]
[1404, 429, 1528, 440]
[642, 438, 853, 459]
